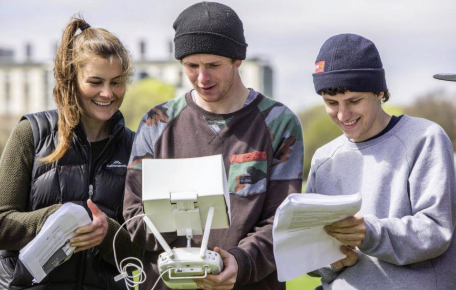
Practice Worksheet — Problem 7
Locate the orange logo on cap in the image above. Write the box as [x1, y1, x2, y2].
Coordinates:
[315, 61, 325, 73]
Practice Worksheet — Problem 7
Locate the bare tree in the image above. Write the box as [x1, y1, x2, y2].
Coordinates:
[404, 90, 456, 148]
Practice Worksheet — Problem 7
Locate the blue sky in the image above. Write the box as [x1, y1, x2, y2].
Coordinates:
[1, 0, 456, 111]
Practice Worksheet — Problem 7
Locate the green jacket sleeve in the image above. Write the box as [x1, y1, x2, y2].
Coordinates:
[0, 120, 61, 250]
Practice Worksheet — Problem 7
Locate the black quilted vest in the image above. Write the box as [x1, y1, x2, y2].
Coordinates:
[1, 110, 134, 290]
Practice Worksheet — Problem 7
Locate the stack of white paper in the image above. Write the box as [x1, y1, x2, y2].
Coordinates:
[19, 203, 91, 283]
[273, 193, 362, 282]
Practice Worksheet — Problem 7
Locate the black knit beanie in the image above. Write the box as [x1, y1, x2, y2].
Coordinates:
[313, 33, 387, 95]
[173, 1, 248, 60]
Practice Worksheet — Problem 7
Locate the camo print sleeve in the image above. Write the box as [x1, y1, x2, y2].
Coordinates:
[228, 97, 304, 285]
[123, 96, 187, 251]
[260, 98, 304, 182]
[228, 99, 304, 196]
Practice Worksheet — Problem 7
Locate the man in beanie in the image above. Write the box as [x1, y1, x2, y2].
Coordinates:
[306, 33, 456, 290]
[123, 2, 303, 290]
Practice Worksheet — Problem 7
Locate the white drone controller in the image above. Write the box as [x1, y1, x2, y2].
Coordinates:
[143, 205, 224, 289]
[157, 248, 223, 289]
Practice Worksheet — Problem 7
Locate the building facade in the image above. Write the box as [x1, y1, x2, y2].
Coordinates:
[0, 51, 273, 152]
[0, 57, 273, 118]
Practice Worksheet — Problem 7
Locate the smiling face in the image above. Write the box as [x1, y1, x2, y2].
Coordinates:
[322, 91, 389, 142]
[181, 54, 242, 103]
[77, 56, 126, 127]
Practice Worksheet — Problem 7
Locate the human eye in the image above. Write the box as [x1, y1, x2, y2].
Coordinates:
[325, 100, 337, 106]
[349, 99, 361, 104]
[89, 81, 102, 86]
[185, 63, 198, 69]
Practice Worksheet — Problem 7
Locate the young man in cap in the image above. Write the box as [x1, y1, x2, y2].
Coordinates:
[306, 33, 456, 290]
[123, 2, 303, 290]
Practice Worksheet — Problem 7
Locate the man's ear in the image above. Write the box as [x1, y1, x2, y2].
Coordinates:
[376, 92, 384, 101]
[235, 60, 242, 68]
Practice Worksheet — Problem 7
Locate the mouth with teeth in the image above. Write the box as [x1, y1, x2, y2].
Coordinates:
[92, 100, 114, 107]
[342, 117, 360, 128]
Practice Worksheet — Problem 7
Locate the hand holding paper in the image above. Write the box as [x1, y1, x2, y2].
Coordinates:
[324, 214, 366, 247]
[71, 200, 109, 253]
[272, 193, 362, 281]
[19, 203, 92, 283]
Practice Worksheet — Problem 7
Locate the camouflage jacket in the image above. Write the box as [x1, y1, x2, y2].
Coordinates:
[123, 91, 304, 290]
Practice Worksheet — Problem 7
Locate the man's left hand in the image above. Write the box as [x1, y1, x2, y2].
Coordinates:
[194, 247, 238, 290]
[324, 214, 366, 247]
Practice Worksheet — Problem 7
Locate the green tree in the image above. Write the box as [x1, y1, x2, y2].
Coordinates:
[298, 105, 340, 179]
[120, 78, 175, 130]
[383, 104, 403, 117]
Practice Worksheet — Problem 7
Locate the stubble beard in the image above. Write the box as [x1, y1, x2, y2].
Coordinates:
[199, 64, 237, 104]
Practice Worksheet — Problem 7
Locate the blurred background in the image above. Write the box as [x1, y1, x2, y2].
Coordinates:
[1, 1, 456, 288]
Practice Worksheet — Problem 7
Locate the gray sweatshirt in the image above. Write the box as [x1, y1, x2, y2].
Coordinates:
[306, 115, 456, 290]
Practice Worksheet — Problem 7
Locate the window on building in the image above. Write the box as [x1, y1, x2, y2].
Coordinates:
[5, 71, 10, 114]
[24, 70, 29, 112]
[45, 69, 55, 109]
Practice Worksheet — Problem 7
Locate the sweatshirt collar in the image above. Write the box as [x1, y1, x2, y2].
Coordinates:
[343, 115, 410, 150]
[185, 89, 264, 120]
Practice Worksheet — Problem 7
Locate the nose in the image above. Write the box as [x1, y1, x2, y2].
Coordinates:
[99, 83, 113, 99]
[198, 67, 210, 85]
[337, 104, 351, 122]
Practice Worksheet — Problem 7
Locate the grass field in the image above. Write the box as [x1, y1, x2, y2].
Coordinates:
[131, 274, 321, 289]
[131, 273, 321, 289]
[287, 275, 321, 289]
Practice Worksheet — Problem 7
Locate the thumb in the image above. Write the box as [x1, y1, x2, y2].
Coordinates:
[87, 199, 102, 217]
[342, 246, 358, 267]
[214, 247, 230, 259]
[340, 245, 349, 255]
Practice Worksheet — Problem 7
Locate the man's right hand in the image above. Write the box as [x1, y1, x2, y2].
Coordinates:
[331, 245, 358, 270]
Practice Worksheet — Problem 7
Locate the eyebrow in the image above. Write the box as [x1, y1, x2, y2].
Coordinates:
[183, 61, 221, 66]
[205, 61, 222, 66]
[323, 95, 364, 102]
[344, 95, 364, 101]
[86, 75, 123, 80]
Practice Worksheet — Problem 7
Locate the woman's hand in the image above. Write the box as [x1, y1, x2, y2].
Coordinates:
[70, 199, 108, 253]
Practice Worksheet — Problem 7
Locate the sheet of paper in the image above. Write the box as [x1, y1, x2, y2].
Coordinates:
[19, 203, 91, 283]
[273, 193, 362, 282]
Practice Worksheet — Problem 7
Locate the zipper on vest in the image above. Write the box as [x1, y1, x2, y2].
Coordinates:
[88, 184, 94, 199]
[88, 127, 124, 200]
